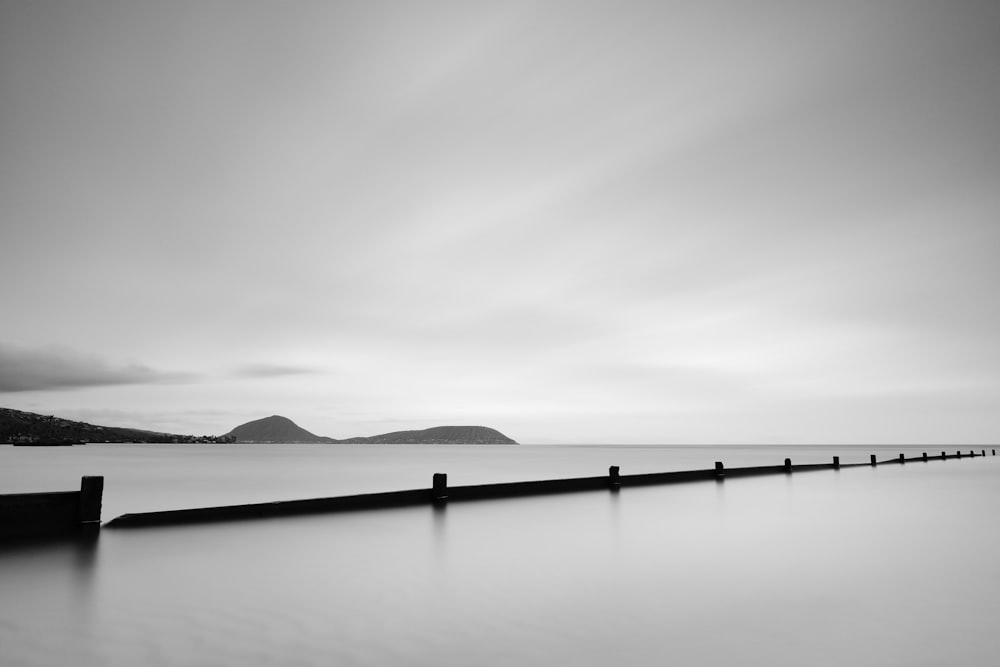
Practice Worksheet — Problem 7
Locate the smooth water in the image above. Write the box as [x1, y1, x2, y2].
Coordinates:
[2, 444, 999, 666]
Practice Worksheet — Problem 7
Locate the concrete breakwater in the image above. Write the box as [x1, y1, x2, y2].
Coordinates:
[103, 449, 996, 529]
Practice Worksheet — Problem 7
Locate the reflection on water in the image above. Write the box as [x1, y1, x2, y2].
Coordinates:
[0, 531, 101, 667]
[2, 446, 1000, 666]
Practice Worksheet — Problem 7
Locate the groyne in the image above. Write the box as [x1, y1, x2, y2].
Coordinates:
[0, 476, 103, 539]
[104, 449, 996, 529]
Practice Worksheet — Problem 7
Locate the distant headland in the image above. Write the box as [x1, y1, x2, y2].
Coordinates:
[0, 408, 517, 445]
[224, 415, 518, 445]
[0, 407, 236, 444]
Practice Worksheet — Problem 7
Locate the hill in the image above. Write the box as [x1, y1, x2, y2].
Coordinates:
[223, 415, 334, 443]
[225, 416, 517, 444]
[338, 425, 517, 444]
[1, 408, 518, 446]
[0, 407, 226, 444]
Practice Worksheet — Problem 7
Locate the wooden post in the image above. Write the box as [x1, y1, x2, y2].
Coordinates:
[432, 473, 448, 503]
[78, 476, 104, 524]
[982, 450, 986, 457]
[609, 465, 621, 489]
[922, 452, 928, 461]
[870, 454, 877, 466]
[784, 458, 792, 473]
[970, 450, 975, 457]
[833, 456, 840, 469]
[993, 449, 996, 456]
[714, 461, 725, 479]
[942, 451, 946, 459]
[899, 453, 905, 464]
[957, 451, 962, 458]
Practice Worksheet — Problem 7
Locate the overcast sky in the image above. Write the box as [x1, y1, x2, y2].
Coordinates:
[1, 1, 998, 444]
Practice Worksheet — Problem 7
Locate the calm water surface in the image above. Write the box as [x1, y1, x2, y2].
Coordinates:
[2, 444, 999, 666]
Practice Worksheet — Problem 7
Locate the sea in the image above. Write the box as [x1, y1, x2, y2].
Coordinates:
[2, 443, 999, 667]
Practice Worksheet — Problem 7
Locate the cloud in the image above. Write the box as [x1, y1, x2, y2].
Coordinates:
[0, 343, 195, 392]
[232, 363, 319, 379]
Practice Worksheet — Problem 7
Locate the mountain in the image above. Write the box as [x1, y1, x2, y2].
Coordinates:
[0, 407, 225, 444]
[224, 416, 518, 444]
[338, 425, 517, 444]
[1, 408, 518, 446]
[223, 415, 334, 443]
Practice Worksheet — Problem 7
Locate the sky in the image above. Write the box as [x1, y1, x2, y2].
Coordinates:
[1, 1, 998, 444]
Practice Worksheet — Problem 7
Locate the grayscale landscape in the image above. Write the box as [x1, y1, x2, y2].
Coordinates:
[2, 2, 998, 666]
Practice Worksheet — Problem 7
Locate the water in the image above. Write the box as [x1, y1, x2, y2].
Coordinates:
[2, 444, 999, 666]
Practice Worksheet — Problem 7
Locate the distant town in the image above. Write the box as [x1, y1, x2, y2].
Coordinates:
[0, 407, 235, 445]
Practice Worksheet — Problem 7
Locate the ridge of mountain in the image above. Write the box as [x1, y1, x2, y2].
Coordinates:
[337, 425, 517, 444]
[0, 407, 224, 444]
[223, 415, 335, 443]
[0, 408, 518, 445]
[226, 416, 517, 444]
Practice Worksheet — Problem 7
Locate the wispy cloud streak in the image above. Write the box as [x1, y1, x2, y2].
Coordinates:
[0, 343, 195, 392]
[232, 364, 319, 379]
